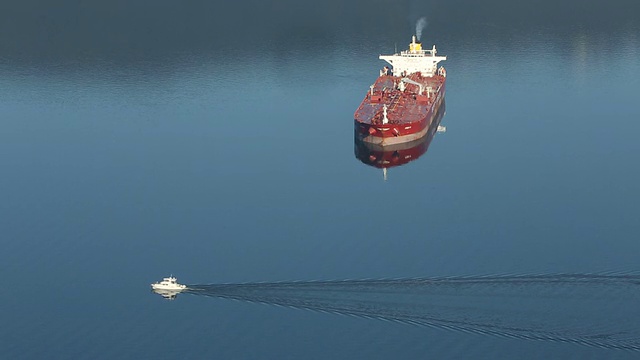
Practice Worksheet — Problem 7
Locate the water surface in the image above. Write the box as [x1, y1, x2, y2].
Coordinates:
[1, 1, 640, 359]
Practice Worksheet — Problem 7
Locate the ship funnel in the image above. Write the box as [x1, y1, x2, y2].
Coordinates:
[409, 35, 422, 52]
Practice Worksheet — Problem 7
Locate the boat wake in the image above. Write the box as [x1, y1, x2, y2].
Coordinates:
[182, 273, 640, 350]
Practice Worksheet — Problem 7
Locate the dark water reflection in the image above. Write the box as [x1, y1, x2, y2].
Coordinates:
[2, 1, 640, 359]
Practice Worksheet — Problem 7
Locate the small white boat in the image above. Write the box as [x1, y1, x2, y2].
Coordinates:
[151, 276, 187, 291]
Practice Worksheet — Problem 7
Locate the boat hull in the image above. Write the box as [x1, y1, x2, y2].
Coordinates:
[355, 131, 432, 168]
[354, 100, 445, 168]
[354, 76, 446, 146]
[151, 284, 187, 290]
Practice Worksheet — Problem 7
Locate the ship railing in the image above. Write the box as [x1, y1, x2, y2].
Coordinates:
[400, 50, 436, 57]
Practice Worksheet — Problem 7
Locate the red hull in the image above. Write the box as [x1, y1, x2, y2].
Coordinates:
[354, 101, 445, 169]
[354, 72, 446, 146]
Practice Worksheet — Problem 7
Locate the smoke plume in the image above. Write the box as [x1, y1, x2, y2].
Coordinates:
[416, 17, 428, 41]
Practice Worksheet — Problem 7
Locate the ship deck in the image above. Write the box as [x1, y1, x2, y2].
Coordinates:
[354, 73, 444, 125]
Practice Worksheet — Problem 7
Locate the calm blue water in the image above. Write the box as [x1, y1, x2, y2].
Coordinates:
[2, 1, 640, 358]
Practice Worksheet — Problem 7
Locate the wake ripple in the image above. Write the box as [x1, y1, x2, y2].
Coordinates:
[183, 274, 640, 350]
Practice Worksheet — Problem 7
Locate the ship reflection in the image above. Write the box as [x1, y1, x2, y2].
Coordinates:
[354, 101, 446, 180]
[152, 288, 183, 301]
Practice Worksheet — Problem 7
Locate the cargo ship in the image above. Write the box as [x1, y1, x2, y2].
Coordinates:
[354, 35, 446, 146]
[355, 101, 446, 180]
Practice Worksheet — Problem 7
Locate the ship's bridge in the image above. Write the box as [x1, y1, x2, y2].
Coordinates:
[379, 36, 446, 77]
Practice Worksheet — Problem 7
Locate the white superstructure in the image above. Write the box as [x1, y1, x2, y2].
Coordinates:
[151, 276, 187, 291]
[379, 36, 446, 77]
